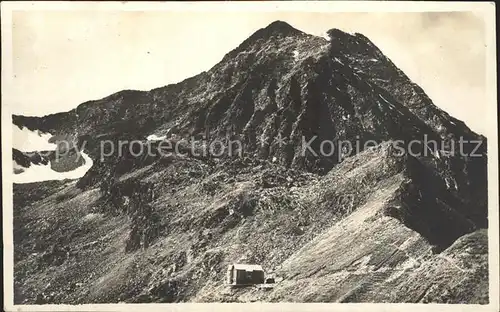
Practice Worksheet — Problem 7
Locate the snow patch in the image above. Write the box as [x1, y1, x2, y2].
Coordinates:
[434, 150, 441, 160]
[12, 125, 57, 152]
[13, 152, 94, 184]
[353, 68, 364, 74]
[445, 177, 458, 191]
[13, 160, 25, 173]
[444, 177, 458, 190]
[147, 134, 167, 141]
[445, 177, 452, 190]
[333, 57, 344, 66]
[293, 50, 299, 60]
[378, 94, 390, 104]
[372, 78, 389, 83]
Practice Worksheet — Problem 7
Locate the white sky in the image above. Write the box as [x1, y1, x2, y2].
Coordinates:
[5, 10, 491, 135]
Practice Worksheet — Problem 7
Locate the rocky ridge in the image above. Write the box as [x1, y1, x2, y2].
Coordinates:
[12, 21, 488, 304]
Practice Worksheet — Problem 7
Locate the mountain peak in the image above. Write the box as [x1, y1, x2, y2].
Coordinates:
[223, 20, 304, 59]
[263, 20, 301, 35]
[249, 20, 303, 42]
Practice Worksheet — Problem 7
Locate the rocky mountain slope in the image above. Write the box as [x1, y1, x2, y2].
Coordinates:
[12, 21, 488, 304]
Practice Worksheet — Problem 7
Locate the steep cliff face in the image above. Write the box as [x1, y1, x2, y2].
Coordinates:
[12, 21, 488, 304]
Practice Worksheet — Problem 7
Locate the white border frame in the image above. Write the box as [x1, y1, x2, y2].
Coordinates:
[1, 2, 498, 312]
